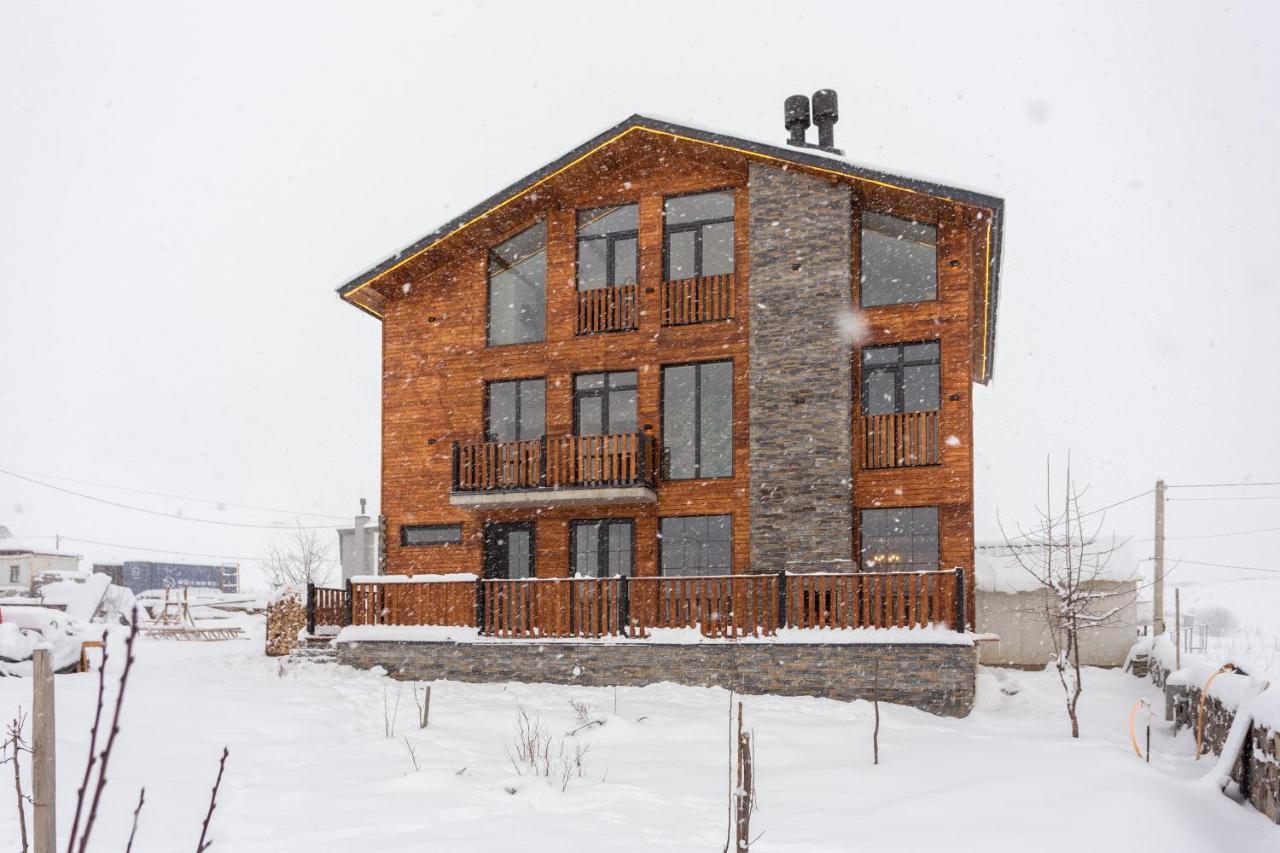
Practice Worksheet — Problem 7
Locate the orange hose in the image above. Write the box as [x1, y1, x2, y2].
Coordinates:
[1128, 699, 1146, 758]
[1194, 664, 1236, 760]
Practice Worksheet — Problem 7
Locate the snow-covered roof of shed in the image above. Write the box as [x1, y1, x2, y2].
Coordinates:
[335, 113, 1005, 383]
[974, 539, 1139, 594]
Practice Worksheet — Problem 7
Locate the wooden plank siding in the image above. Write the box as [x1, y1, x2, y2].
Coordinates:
[368, 133, 986, 626]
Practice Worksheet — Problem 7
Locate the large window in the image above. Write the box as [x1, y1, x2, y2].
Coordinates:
[488, 221, 546, 345]
[574, 371, 637, 435]
[859, 507, 939, 572]
[664, 191, 734, 281]
[860, 212, 937, 307]
[660, 515, 732, 576]
[862, 342, 941, 415]
[662, 361, 732, 479]
[9, 566, 19, 584]
[571, 519, 634, 577]
[486, 378, 545, 442]
[401, 524, 463, 546]
[577, 205, 638, 291]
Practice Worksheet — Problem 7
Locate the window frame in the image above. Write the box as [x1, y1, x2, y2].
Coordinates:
[662, 189, 736, 282]
[572, 370, 638, 436]
[858, 210, 939, 308]
[569, 518, 636, 578]
[400, 523, 464, 547]
[860, 340, 942, 416]
[486, 220, 547, 347]
[660, 359, 734, 481]
[659, 514, 734, 576]
[858, 506, 940, 572]
[575, 204, 639, 291]
[485, 377, 546, 442]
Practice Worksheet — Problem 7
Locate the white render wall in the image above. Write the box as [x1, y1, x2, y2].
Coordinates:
[0, 552, 81, 592]
[977, 580, 1138, 667]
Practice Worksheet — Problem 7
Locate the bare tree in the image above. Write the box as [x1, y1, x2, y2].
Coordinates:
[999, 457, 1131, 738]
[1, 709, 31, 853]
[1193, 605, 1240, 637]
[262, 525, 334, 588]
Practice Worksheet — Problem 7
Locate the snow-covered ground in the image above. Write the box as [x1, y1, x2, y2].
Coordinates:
[1, 617, 1277, 852]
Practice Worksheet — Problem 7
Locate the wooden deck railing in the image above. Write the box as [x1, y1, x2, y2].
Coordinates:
[349, 579, 476, 627]
[453, 433, 655, 493]
[862, 410, 941, 469]
[628, 574, 779, 638]
[306, 569, 965, 638]
[481, 577, 625, 638]
[661, 274, 734, 326]
[576, 284, 639, 335]
[307, 584, 349, 633]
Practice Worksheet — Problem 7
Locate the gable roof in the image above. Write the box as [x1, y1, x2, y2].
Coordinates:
[336, 114, 1005, 381]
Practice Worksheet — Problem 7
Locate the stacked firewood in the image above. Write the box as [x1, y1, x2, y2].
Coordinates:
[265, 592, 306, 656]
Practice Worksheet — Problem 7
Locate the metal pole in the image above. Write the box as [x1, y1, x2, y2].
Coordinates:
[1175, 587, 1182, 671]
[1153, 479, 1166, 635]
[32, 648, 56, 853]
[306, 582, 316, 636]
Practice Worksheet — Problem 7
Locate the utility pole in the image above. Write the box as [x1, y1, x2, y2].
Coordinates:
[1175, 588, 1182, 670]
[32, 648, 56, 853]
[1153, 479, 1166, 635]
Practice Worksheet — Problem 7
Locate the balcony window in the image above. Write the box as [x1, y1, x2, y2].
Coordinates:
[859, 507, 939, 571]
[401, 524, 463, 546]
[663, 191, 734, 281]
[571, 519, 634, 577]
[662, 361, 732, 479]
[486, 378, 545, 442]
[862, 342, 941, 415]
[660, 514, 732, 576]
[574, 371, 637, 435]
[488, 221, 546, 345]
[860, 212, 937, 307]
[577, 205, 638, 290]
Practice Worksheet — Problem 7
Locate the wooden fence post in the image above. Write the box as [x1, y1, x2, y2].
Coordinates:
[344, 578, 354, 627]
[475, 578, 486, 632]
[32, 647, 56, 853]
[618, 576, 630, 636]
[305, 582, 316, 636]
[953, 567, 966, 632]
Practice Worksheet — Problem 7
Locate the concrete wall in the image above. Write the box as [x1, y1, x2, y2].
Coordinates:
[977, 581, 1138, 667]
[337, 638, 977, 717]
[746, 162, 855, 573]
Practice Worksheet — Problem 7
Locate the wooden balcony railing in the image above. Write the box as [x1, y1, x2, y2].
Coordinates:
[349, 578, 476, 627]
[661, 273, 735, 326]
[452, 432, 656, 493]
[862, 410, 941, 469]
[576, 284, 639, 335]
[306, 569, 966, 638]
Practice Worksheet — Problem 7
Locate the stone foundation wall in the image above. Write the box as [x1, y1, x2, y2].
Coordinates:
[336, 639, 977, 717]
[1161, 672, 1279, 824]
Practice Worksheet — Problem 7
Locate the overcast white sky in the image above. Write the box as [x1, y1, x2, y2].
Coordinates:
[2, 2, 1277, 622]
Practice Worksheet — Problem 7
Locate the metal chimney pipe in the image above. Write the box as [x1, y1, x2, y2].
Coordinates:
[811, 89, 839, 152]
[784, 94, 811, 148]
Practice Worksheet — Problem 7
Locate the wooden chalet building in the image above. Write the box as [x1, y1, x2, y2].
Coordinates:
[337, 93, 1002, 627]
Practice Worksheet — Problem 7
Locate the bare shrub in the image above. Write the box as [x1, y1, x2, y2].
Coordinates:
[262, 525, 335, 588]
[505, 705, 592, 791]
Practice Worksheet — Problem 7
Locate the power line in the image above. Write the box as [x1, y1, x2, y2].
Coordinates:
[58, 536, 265, 563]
[1169, 496, 1280, 502]
[1167, 481, 1280, 489]
[1162, 558, 1280, 576]
[1078, 488, 1154, 519]
[0, 467, 345, 530]
[1135, 524, 1280, 543]
[0, 463, 350, 520]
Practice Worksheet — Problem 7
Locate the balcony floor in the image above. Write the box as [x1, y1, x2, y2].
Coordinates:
[449, 484, 657, 509]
